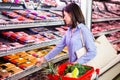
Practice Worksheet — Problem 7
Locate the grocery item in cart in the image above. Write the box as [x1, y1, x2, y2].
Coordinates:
[48, 62, 94, 80]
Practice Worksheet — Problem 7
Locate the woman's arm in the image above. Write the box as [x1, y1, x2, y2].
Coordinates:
[44, 34, 67, 61]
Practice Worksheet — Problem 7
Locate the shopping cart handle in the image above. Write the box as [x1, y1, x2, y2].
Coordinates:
[96, 68, 100, 75]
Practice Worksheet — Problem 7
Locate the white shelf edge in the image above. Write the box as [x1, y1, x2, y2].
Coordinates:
[94, 28, 120, 37]
[111, 39, 120, 44]
[0, 38, 61, 57]
[92, 17, 120, 22]
[0, 20, 65, 30]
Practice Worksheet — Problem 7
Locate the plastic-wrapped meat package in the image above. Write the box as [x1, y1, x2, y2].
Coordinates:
[1, 11, 19, 19]
[93, 1, 105, 11]
[39, 32, 58, 40]
[41, 0, 57, 7]
[0, 42, 8, 51]
[16, 32, 35, 44]
[10, 19, 23, 24]
[0, 70, 11, 79]
[9, 42, 23, 49]
[55, 27, 66, 34]
[29, 27, 48, 34]
[1, 31, 18, 42]
[105, 3, 120, 15]
[27, 14, 42, 20]
[33, 34, 49, 43]
[92, 13, 102, 19]
[0, 19, 8, 25]
[102, 11, 119, 18]
[13, 10, 29, 17]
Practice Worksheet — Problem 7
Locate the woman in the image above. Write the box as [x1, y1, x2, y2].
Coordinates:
[36, 3, 96, 66]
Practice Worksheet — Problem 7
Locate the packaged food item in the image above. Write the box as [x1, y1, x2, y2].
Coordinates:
[30, 58, 37, 64]
[34, 51, 45, 57]
[7, 67, 23, 74]
[10, 58, 27, 65]
[0, 19, 8, 25]
[15, 32, 35, 44]
[0, 63, 16, 70]
[39, 50, 48, 55]
[27, 50, 37, 55]
[2, 0, 8, 2]
[0, 70, 11, 79]
[16, 52, 28, 57]
[1, 31, 18, 41]
[19, 61, 35, 69]
[23, 55, 36, 61]
[3, 54, 19, 60]
[9, 42, 23, 48]
[63, 47, 68, 53]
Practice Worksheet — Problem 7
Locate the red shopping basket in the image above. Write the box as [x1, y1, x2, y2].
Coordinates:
[48, 62, 94, 80]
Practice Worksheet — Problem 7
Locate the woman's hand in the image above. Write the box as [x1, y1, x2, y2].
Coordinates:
[73, 61, 78, 64]
[36, 57, 46, 67]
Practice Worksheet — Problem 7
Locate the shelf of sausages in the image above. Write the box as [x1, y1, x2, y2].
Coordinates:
[0, 26, 68, 57]
[92, 20, 120, 37]
[0, 45, 68, 80]
[0, 10, 65, 30]
[92, 1, 120, 22]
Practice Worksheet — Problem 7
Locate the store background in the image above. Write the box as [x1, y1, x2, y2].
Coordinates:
[0, 0, 120, 80]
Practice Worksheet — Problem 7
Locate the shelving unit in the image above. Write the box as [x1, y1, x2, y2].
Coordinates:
[7, 54, 69, 80]
[91, 1, 120, 80]
[92, 0, 120, 44]
[0, 38, 61, 57]
[0, 2, 68, 80]
[0, 0, 119, 80]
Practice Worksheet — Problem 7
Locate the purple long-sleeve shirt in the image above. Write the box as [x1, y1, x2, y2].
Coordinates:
[45, 23, 96, 64]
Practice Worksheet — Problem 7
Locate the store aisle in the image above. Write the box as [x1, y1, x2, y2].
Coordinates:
[99, 62, 120, 80]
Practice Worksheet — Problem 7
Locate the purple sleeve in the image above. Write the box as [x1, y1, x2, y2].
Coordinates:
[44, 34, 66, 61]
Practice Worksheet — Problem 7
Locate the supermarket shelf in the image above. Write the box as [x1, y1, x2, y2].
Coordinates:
[94, 28, 120, 37]
[0, 20, 65, 30]
[111, 39, 120, 44]
[7, 54, 69, 80]
[0, 38, 61, 57]
[49, 10, 62, 16]
[92, 17, 120, 22]
[93, 0, 120, 5]
[0, 2, 26, 10]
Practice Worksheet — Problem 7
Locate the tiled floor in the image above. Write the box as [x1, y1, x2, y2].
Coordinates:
[98, 62, 120, 80]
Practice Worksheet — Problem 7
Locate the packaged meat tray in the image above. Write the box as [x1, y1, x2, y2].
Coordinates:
[7, 67, 23, 74]
[18, 61, 35, 69]
[10, 58, 27, 65]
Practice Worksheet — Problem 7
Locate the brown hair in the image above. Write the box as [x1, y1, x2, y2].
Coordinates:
[62, 3, 85, 28]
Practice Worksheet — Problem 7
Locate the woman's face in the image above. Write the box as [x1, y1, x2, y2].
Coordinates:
[63, 11, 72, 26]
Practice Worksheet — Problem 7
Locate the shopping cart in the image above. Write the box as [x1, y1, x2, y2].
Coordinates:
[48, 62, 100, 80]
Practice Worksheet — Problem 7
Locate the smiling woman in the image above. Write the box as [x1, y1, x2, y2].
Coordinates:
[36, 2, 96, 66]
